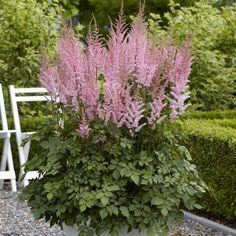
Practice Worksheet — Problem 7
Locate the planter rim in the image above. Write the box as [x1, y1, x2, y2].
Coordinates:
[62, 224, 160, 236]
[183, 210, 236, 236]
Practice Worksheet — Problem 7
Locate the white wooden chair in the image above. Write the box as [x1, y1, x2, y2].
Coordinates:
[9, 85, 50, 187]
[0, 84, 17, 192]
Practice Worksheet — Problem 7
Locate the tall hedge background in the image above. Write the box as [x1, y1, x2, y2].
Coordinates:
[181, 117, 236, 219]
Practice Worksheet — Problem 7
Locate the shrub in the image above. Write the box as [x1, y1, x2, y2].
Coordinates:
[0, 0, 60, 88]
[58, 0, 79, 18]
[61, 0, 197, 34]
[180, 119, 236, 219]
[149, 1, 236, 110]
[208, 119, 236, 129]
[78, 0, 196, 31]
[183, 109, 236, 119]
[20, 9, 206, 235]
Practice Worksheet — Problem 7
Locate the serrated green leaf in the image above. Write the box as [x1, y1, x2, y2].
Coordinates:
[40, 140, 50, 149]
[47, 193, 53, 201]
[161, 207, 168, 216]
[33, 211, 41, 220]
[113, 170, 120, 180]
[129, 204, 136, 211]
[120, 168, 130, 177]
[120, 206, 129, 218]
[106, 185, 120, 191]
[120, 141, 126, 148]
[111, 205, 119, 216]
[142, 193, 150, 203]
[44, 183, 53, 190]
[106, 206, 113, 215]
[141, 179, 149, 185]
[80, 205, 86, 212]
[99, 208, 108, 219]
[96, 192, 103, 199]
[194, 203, 203, 209]
[101, 196, 109, 205]
[131, 174, 139, 185]
[151, 196, 164, 206]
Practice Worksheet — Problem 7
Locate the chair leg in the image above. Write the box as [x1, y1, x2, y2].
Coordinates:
[0, 138, 17, 191]
[18, 140, 31, 188]
[7, 146, 17, 192]
[10, 179, 17, 192]
[24, 140, 31, 161]
[0, 139, 8, 189]
[23, 141, 31, 187]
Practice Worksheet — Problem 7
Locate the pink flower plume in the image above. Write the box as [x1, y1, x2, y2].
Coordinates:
[39, 10, 192, 138]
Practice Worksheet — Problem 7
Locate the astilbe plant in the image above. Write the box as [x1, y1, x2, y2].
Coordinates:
[40, 7, 191, 136]
[21, 7, 206, 236]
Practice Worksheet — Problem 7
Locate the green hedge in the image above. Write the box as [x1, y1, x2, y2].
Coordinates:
[183, 109, 236, 119]
[206, 119, 236, 129]
[181, 119, 236, 219]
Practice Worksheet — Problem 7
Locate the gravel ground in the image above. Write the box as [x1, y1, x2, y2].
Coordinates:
[0, 190, 233, 236]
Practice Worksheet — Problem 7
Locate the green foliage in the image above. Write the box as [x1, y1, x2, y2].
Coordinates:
[20, 112, 205, 236]
[49, 0, 199, 25]
[58, 0, 79, 18]
[180, 119, 236, 219]
[212, 0, 236, 7]
[207, 119, 236, 129]
[0, 0, 60, 87]
[183, 109, 236, 119]
[74, 0, 198, 35]
[149, 1, 236, 110]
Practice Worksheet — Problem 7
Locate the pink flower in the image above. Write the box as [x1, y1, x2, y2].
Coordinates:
[77, 119, 91, 139]
[39, 8, 192, 138]
[148, 97, 167, 127]
[39, 53, 58, 97]
[102, 10, 129, 84]
[123, 99, 146, 132]
[168, 39, 192, 120]
[56, 29, 84, 108]
[101, 81, 127, 125]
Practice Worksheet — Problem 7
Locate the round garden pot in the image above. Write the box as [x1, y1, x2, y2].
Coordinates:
[63, 224, 148, 236]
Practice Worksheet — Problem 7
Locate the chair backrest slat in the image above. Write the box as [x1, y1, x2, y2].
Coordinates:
[15, 95, 51, 102]
[9, 85, 50, 133]
[13, 87, 47, 94]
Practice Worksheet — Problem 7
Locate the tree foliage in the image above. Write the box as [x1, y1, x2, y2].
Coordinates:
[0, 0, 60, 87]
[58, 0, 79, 18]
[149, 0, 236, 110]
[59, 0, 198, 32]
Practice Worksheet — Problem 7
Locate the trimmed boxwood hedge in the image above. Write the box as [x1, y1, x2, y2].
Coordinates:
[183, 109, 236, 120]
[206, 119, 236, 129]
[180, 119, 236, 220]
